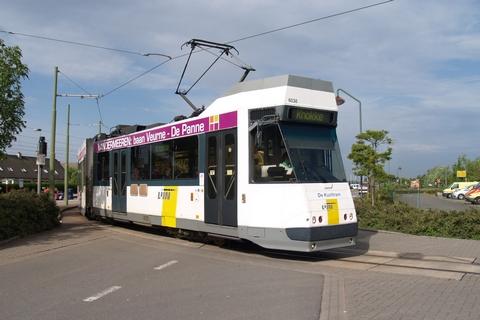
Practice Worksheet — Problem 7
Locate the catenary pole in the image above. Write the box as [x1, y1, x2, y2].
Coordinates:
[64, 104, 70, 206]
[49, 66, 58, 200]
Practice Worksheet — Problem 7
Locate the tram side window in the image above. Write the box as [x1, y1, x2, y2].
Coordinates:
[151, 136, 198, 180]
[173, 136, 198, 179]
[250, 125, 292, 183]
[96, 152, 110, 183]
[131, 145, 150, 180]
[151, 141, 173, 179]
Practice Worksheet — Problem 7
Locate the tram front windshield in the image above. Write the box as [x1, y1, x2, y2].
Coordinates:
[251, 123, 346, 183]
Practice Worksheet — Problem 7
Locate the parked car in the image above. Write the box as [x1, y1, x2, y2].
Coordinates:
[442, 181, 478, 198]
[465, 184, 480, 204]
[55, 191, 64, 200]
[452, 185, 475, 200]
[465, 189, 480, 204]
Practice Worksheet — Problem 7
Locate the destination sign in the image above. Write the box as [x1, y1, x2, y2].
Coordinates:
[288, 108, 336, 126]
[94, 111, 237, 153]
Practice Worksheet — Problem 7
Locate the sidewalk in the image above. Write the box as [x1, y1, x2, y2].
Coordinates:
[57, 199, 79, 213]
[356, 229, 480, 261]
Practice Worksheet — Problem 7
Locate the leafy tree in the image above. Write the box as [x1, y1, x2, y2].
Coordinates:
[0, 38, 29, 157]
[452, 154, 480, 182]
[67, 166, 78, 186]
[348, 130, 393, 206]
[421, 166, 450, 188]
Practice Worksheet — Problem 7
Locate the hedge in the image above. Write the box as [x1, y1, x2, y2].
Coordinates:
[0, 190, 60, 241]
[355, 198, 480, 240]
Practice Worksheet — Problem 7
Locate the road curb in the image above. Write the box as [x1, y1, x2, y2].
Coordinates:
[360, 227, 480, 242]
[59, 205, 78, 213]
[0, 236, 19, 246]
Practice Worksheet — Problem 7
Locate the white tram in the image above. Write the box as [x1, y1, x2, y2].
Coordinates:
[77, 75, 357, 252]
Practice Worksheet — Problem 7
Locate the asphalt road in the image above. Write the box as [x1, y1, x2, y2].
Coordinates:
[2, 211, 480, 320]
[397, 193, 477, 211]
[0, 213, 323, 320]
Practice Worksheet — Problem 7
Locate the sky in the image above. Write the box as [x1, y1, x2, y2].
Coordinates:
[1, 0, 479, 178]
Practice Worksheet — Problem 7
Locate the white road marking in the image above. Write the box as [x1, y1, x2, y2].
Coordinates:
[154, 260, 178, 270]
[83, 286, 122, 302]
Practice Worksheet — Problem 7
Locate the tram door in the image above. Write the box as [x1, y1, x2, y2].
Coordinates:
[205, 129, 237, 227]
[112, 149, 128, 213]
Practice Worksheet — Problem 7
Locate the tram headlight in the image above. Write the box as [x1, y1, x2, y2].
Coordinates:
[318, 216, 323, 223]
[312, 216, 316, 224]
[343, 214, 347, 221]
[349, 213, 353, 220]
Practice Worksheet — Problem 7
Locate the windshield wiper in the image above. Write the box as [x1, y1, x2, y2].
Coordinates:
[299, 160, 309, 182]
[301, 161, 329, 183]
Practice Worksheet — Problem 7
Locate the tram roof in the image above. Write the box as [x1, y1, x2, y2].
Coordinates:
[223, 75, 334, 97]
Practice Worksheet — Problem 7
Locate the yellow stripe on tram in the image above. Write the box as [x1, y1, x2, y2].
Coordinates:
[161, 187, 178, 228]
[326, 198, 339, 225]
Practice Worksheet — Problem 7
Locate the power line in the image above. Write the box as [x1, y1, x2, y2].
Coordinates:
[100, 58, 173, 98]
[95, 98, 108, 131]
[98, 0, 394, 98]
[3, 1, 394, 100]
[227, 0, 394, 44]
[0, 29, 168, 57]
[58, 70, 92, 95]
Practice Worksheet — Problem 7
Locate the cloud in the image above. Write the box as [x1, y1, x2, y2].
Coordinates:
[2, 0, 480, 176]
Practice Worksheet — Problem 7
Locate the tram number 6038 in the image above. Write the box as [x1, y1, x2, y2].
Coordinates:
[158, 191, 172, 200]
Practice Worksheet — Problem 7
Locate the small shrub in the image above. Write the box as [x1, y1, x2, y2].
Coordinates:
[0, 190, 60, 240]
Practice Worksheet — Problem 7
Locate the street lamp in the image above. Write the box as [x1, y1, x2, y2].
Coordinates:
[336, 88, 364, 189]
[335, 88, 362, 133]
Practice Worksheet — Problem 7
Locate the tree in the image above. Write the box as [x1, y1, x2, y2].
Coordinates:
[421, 165, 450, 188]
[348, 130, 393, 206]
[0, 38, 29, 157]
[67, 166, 78, 186]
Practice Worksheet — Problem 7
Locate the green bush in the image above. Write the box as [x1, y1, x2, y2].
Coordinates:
[0, 190, 60, 240]
[355, 198, 480, 240]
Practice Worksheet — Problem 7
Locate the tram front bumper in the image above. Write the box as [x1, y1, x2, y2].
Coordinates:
[285, 223, 358, 242]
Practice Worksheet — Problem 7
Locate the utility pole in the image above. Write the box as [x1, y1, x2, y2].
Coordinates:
[49, 66, 58, 200]
[52, 90, 99, 201]
[64, 104, 70, 206]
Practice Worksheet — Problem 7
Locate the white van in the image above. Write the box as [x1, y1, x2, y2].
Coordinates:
[442, 181, 478, 198]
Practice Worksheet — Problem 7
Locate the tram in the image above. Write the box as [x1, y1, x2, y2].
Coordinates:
[77, 75, 357, 252]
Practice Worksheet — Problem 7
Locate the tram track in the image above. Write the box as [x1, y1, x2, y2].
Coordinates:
[263, 247, 480, 280]
[95, 218, 479, 281]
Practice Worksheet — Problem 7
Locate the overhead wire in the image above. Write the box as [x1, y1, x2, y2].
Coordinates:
[97, 0, 394, 98]
[2, 1, 394, 101]
[58, 70, 92, 95]
[99, 58, 172, 98]
[0, 30, 161, 57]
[56, 68, 106, 129]
[95, 98, 109, 130]
[227, 0, 394, 44]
